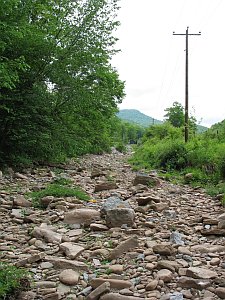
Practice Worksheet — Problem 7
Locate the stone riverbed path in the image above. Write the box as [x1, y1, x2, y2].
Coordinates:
[0, 149, 225, 300]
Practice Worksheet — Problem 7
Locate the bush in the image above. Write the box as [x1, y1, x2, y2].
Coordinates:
[0, 263, 29, 299]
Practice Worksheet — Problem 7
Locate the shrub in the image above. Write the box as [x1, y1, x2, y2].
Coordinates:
[0, 263, 29, 299]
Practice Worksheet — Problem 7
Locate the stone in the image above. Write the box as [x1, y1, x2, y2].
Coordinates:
[40, 196, 54, 208]
[156, 260, 179, 272]
[100, 196, 131, 216]
[12, 195, 32, 207]
[94, 182, 118, 192]
[32, 224, 62, 244]
[201, 228, 225, 235]
[108, 236, 139, 260]
[18, 291, 36, 300]
[108, 264, 123, 274]
[169, 231, 184, 245]
[90, 223, 108, 231]
[153, 244, 175, 256]
[215, 287, 225, 299]
[59, 242, 84, 259]
[157, 269, 173, 282]
[186, 267, 217, 279]
[177, 276, 211, 290]
[64, 209, 100, 225]
[59, 269, 80, 285]
[86, 282, 110, 300]
[100, 293, 151, 300]
[105, 208, 135, 228]
[145, 279, 158, 291]
[45, 256, 88, 271]
[90, 278, 133, 290]
[218, 220, 225, 229]
[191, 244, 225, 253]
[133, 173, 160, 186]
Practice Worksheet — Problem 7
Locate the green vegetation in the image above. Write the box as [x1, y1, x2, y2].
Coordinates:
[28, 178, 90, 208]
[117, 109, 162, 127]
[0, 0, 125, 166]
[130, 103, 225, 199]
[0, 263, 29, 299]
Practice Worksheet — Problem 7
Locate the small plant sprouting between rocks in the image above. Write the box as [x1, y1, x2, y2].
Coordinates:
[0, 262, 30, 299]
[27, 180, 90, 208]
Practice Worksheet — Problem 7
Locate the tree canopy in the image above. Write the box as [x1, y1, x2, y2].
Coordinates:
[0, 0, 125, 165]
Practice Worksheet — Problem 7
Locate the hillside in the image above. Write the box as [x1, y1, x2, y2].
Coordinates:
[117, 109, 162, 127]
[117, 109, 208, 132]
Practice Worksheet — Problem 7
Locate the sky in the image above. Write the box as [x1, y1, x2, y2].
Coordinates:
[111, 0, 225, 127]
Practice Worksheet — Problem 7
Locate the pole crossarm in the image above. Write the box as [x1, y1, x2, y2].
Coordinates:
[173, 27, 201, 143]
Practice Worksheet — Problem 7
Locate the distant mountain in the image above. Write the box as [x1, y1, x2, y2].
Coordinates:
[117, 109, 208, 133]
[117, 109, 162, 127]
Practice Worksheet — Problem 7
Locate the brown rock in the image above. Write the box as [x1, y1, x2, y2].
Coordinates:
[59, 242, 84, 259]
[145, 279, 158, 291]
[64, 209, 100, 225]
[86, 282, 110, 300]
[100, 293, 151, 300]
[59, 269, 79, 285]
[186, 267, 217, 279]
[215, 287, 225, 299]
[133, 174, 160, 186]
[94, 182, 118, 192]
[157, 269, 173, 283]
[108, 236, 139, 260]
[12, 195, 32, 207]
[90, 278, 133, 290]
[45, 256, 88, 271]
[32, 224, 62, 244]
[153, 244, 175, 256]
[178, 276, 211, 290]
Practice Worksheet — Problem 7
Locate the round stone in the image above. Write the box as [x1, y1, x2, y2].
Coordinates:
[59, 269, 80, 285]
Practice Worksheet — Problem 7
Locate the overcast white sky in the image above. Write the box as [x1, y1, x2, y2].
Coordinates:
[111, 0, 225, 127]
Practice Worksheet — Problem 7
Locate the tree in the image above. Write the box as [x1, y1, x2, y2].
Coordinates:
[0, 0, 125, 165]
[164, 101, 197, 134]
[164, 102, 184, 128]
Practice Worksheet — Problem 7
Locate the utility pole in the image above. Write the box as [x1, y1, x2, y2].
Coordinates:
[173, 27, 201, 143]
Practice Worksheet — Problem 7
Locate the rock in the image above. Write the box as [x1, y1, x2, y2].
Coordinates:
[177, 276, 211, 290]
[59, 242, 84, 259]
[218, 213, 225, 221]
[186, 267, 217, 279]
[32, 224, 62, 244]
[153, 244, 176, 256]
[218, 220, 225, 229]
[168, 293, 184, 300]
[156, 260, 179, 272]
[100, 293, 151, 300]
[40, 196, 54, 208]
[105, 208, 135, 228]
[18, 291, 36, 300]
[64, 209, 100, 225]
[145, 279, 158, 291]
[215, 287, 225, 299]
[45, 256, 88, 271]
[169, 231, 184, 245]
[108, 236, 139, 260]
[59, 269, 80, 285]
[90, 223, 108, 231]
[133, 173, 160, 186]
[90, 278, 133, 290]
[14, 172, 28, 180]
[86, 282, 110, 300]
[191, 244, 225, 253]
[157, 269, 173, 282]
[94, 182, 118, 192]
[12, 195, 32, 207]
[100, 196, 131, 216]
[201, 228, 225, 235]
[108, 264, 123, 274]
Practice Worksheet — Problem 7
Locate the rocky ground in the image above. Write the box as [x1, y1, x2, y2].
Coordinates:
[0, 149, 225, 300]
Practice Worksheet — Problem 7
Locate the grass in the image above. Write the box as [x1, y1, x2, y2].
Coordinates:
[27, 177, 90, 208]
[0, 263, 30, 299]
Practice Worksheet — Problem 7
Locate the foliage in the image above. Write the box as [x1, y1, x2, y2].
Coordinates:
[130, 118, 225, 196]
[117, 109, 162, 127]
[0, 262, 29, 299]
[164, 101, 197, 134]
[28, 180, 90, 208]
[0, 0, 125, 166]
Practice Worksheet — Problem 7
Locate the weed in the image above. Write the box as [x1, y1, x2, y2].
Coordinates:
[27, 182, 90, 208]
[0, 262, 30, 299]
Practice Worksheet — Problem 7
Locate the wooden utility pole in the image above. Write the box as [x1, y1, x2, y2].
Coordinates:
[173, 27, 201, 142]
